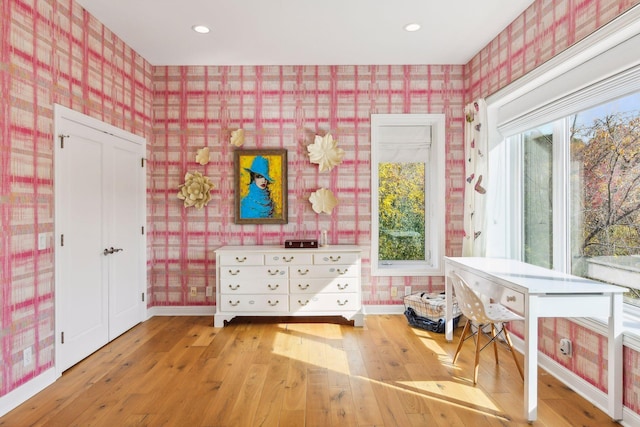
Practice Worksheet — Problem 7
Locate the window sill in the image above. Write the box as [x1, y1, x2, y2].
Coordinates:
[570, 306, 640, 353]
[371, 265, 444, 277]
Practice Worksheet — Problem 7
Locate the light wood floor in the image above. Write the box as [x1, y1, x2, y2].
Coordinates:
[0, 315, 620, 427]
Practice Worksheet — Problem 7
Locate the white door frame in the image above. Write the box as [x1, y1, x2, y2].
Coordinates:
[53, 104, 147, 378]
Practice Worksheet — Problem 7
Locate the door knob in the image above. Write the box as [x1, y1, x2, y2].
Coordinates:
[103, 247, 124, 255]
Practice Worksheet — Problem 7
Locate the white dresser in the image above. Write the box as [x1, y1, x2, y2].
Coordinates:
[214, 245, 363, 327]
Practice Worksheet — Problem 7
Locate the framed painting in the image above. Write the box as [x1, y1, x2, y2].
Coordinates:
[234, 149, 288, 224]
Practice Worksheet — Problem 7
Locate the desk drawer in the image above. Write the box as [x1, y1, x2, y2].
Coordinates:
[498, 289, 524, 316]
[453, 269, 499, 301]
[453, 268, 525, 316]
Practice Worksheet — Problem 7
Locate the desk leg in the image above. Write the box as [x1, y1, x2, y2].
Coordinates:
[524, 294, 538, 422]
[445, 274, 453, 342]
[608, 292, 623, 420]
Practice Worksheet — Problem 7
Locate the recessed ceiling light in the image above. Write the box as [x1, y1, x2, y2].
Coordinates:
[192, 25, 210, 34]
[404, 23, 421, 32]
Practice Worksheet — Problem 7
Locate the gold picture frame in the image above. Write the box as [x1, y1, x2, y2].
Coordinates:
[234, 149, 288, 224]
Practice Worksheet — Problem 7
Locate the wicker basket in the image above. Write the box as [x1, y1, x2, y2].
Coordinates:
[403, 292, 461, 333]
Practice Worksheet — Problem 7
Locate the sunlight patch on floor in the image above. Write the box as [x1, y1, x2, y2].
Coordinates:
[397, 379, 500, 411]
[267, 325, 512, 423]
[271, 326, 351, 375]
[345, 375, 509, 421]
[408, 327, 459, 369]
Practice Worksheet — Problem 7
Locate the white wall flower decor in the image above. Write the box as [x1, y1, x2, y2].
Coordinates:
[309, 188, 338, 214]
[196, 147, 210, 165]
[177, 171, 214, 209]
[230, 128, 245, 147]
[307, 133, 344, 172]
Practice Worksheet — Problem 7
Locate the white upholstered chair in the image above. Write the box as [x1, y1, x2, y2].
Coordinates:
[450, 272, 524, 384]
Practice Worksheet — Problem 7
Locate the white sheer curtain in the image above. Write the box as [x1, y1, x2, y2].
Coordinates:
[462, 98, 488, 256]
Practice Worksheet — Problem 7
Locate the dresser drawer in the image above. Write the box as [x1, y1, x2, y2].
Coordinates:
[291, 265, 357, 279]
[265, 252, 314, 265]
[290, 278, 359, 294]
[314, 252, 360, 265]
[219, 253, 264, 266]
[220, 295, 288, 312]
[220, 278, 288, 295]
[220, 265, 288, 280]
[289, 293, 359, 312]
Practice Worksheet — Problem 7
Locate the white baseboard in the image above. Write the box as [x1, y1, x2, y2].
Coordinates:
[146, 305, 216, 319]
[621, 408, 640, 427]
[0, 368, 56, 417]
[510, 334, 639, 426]
[362, 304, 405, 315]
[146, 304, 405, 319]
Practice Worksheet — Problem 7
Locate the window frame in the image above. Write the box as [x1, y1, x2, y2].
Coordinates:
[507, 119, 570, 271]
[370, 113, 446, 277]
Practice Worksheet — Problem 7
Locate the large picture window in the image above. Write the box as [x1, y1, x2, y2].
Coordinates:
[501, 94, 640, 306]
[370, 114, 445, 276]
[571, 96, 640, 303]
[487, 9, 640, 311]
[505, 93, 640, 305]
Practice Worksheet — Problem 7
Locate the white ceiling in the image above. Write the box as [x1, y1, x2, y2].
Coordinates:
[76, 0, 535, 66]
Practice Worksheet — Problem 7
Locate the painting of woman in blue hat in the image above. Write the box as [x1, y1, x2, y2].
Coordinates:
[240, 155, 275, 218]
[235, 150, 287, 224]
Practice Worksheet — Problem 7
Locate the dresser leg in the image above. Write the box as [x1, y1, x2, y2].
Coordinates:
[350, 312, 364, 327]
[214, 314, 235, 327]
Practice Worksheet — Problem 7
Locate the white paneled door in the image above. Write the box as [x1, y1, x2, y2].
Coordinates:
[108, 142, 145, 338]
[54, 106, 146, 373]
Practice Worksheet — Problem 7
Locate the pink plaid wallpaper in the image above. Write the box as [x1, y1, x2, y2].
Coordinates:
[0, 0, 152, 398]
[2, 0, 640, 416]
[149, 65, 465, 307]
[467, 0, 640, 100]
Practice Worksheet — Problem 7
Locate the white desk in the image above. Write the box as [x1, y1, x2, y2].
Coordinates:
[444, 256, 625, 422]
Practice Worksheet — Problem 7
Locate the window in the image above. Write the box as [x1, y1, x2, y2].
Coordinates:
[522, 123, 554, 269]
[370, 114, 445, 276]
[570, 96, 640, 304]
[486, 8, 640, 311]
[500, 94, 640, 305]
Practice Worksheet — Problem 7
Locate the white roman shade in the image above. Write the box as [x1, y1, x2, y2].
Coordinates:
[376, 124, 432, 163]
[491, 7, 640, 137]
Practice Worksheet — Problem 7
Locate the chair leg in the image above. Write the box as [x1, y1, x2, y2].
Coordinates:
[473, 323, 482, 384]
[453, 319, 471, 364]
[503, 324, 524, 380]
[490, 323, 499, 364]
